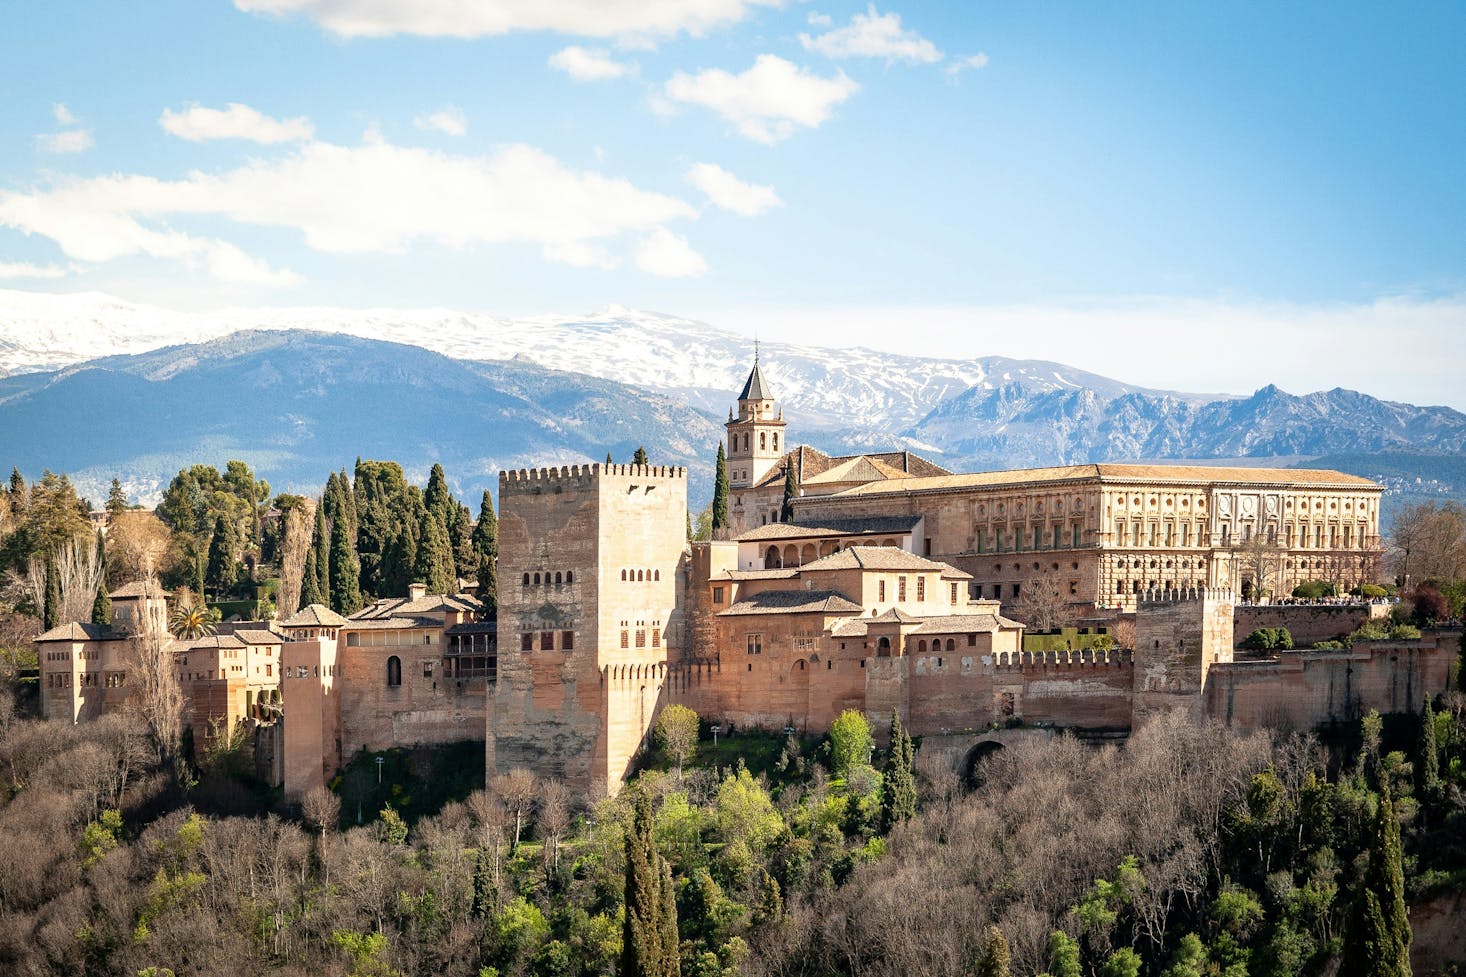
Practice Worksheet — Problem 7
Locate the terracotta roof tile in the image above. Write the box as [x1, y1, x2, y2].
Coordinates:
[279, 604, 348, 627]
[825, 463, 1380, 498]
[719, 590, 863, 617]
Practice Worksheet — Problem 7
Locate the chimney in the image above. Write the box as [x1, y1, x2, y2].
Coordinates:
[408, 582, 427, 601]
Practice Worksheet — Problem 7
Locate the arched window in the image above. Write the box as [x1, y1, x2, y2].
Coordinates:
[773, 433, 779, 451]
[743, 433, 750, 452]
[760, 432, 767, 450]
[765, 545, 780, 568]
[918, 640, 927, 653]
[877, 636, 892, 657]
[555, 571, 562, 585]
[386, 656, 402, 687]
[946, 639, 956, 651]
[637, 569, 644, 582]
[654, 569, 660, 581]
[566, 571, 573, 584]
[523, 573, 530, 586]
[621, 569, 627, 581]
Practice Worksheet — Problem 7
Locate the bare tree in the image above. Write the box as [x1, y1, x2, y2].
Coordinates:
[303, 785, 341, 842]
[1389, 501, 1466, 586]
[127, 579, 183, 776]
[490, 767, 539, 852]
[1231, 532, 1286, 601]
[276, 503, 312, 620]
[537, 779, 572, 875]
[1011, 574, 1071, 632]
[467, 789, 510, 908]
[5, 538, 103, 626]
[105, 511, 175, 589]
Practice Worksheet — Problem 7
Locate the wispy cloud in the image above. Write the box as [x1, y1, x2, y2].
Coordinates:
[685, 163, 781, 216]
[661, 55, 859, 144]
[37, 103, 93, 154]
[945, 53, 990, 77]
[635, 226, 707, 277]
[0, 261, 68, 280]
[159, 102, 314, 143]
[414, 106, 468, 136]
[549, 46, 637, 81]
[800, 5, 942, 64]
[234, 0, 780, 42]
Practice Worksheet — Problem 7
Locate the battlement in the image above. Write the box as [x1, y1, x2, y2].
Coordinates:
[1137, 586, 1234, 606]
[993, 648, 1134, 670]
[499, 463, 687, 490]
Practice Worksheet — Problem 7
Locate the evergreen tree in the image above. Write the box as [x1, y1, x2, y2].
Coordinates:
[43, 555, 60, 630]
[8, 466, 24, 498]
[472, 490, 498, 614]
[633, 446, 649, 467]
[712, 443, 730, 536]
[606, 451, 614, 465]
[1341, 785, 1412, 977]
[620, 788, 679, 977]
[91, 530, 110, 626]
[973, 925, 1012, 977]
[413, 510, 456, 596]
[1420, 698, 1440, 799]
[449, 503, 476, 581]
[880, 711, 918, 832]
[424, 463, 453, 529]
[206, 514, 236, 595]
[105, 478, 128, 516]
[780, 462, 799, 522]
[302, 502, 329, 608]
[329, 510, 363, 615]
[1044, 931, 1082, 977]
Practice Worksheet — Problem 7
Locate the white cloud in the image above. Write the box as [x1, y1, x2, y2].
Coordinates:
[662, 55, 859, 144]
[159, 103, 314, 143]
[685, 162, 781, 216]
[806, 12, 832, 27]
[800, 5, 942, 64]
[945, 52, 990, 77]
[234, 0, 780, 41]
[634, 226, 707, 277]
[0, 138, 698, 284]
[36, 129, 95, 154]
[549, 45, 637, 81]
[52, 103, 77, 126]
[414, 106, 467, 136]
[0, 261, 67, 280]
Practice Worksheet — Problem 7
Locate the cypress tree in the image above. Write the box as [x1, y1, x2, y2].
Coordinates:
[712, 443, 730, 536]
[633, 446, 649, 467]
[91, 530, 110, 626]
[413, 510, 456, 596]
[8, 466, 24, 497]
[620, 788, 679, 977]
[329, 510, 363, 615]
[302, 502, 329, 608]
[424, 463, 453, 529]
[1419, 698, 1440, 799]
[106, 478, 128, 516]
[880, 710, 917, 832]
[43, 555, 60, 630]
[606, 451, 614, 465]
[449, 503, 476, 581]
[780, 462, 799, 522]
[472, 491, 498, 615]
[206, 514, 236, 595]
[1341, 785, 1412, 977]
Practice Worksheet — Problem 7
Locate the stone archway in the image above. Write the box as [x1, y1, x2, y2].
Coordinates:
[961, 740, 1006, 789]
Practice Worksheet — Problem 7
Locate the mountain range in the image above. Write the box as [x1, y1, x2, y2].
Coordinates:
[2, 289, 1464, 518]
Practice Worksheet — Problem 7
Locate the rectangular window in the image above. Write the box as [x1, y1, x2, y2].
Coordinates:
[916, 577, 925, 601]
[1053, 526, 1061, 548]
[950, 582, 958, 603]
[898, 576, 907, 601]
[521, 632, 534, 652]
[651, 628, 661, 648]
[422, 660, 434, 678]
[746, 633, 762, 655]
[993, 584, 1002, 599]
[540, 631, 554, 651]
[561, 630, 575, 650]
[996, 528, 1004, 550]
[1181, 523, 1189, 546]
[635, 629, 646, 648]
[713, 585, 725, 604]
[265, 663, 272, 677]
[1012, 583, 1021, 598]
[1074, 524, 1082, 546]
[975, 528, 983, 552]
[879, 580, 886, 602]
[968, 633, 977, 646]
[620, 629, 629, 649]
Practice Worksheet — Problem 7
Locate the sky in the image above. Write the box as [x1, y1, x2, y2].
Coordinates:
[1, 1, 1464, 406]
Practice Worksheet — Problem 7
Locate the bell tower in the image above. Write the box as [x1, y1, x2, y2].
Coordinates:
[726, 348, 787, 489]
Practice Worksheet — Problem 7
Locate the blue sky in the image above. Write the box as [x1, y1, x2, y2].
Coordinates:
[2, 1, 1464, 404]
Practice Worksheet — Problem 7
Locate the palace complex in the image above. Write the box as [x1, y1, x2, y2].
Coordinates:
[34, 356, 1452, 802]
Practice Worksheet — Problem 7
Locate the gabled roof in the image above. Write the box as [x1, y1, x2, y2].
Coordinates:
[232, 629, 284, 645]
[739, 360, 773, 401]
[344, 616, 444, 630]
[869, 608, 922, 624]
[351, 592, 481, 621]
[734, 514, 922, 543]
[710, 568, 802, 581]
[797, 545, 973, 578]
[750, 445, 950, 489]
[186, 634, 246, 650]
[108, 581, 170, 599]
[35, 621, 120, 642]
[801, 454, 910, 486]
[912, 613, 1022, 634]
[719, 590, 862, 617]
[279, 604, 348, 627]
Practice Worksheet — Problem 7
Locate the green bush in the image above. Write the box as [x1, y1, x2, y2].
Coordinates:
[1240, 627, 1293, 651]
[1292, 580, 1336, 599]
[1312, 640, 1346, 650]
[1389, 624, 1422, 640]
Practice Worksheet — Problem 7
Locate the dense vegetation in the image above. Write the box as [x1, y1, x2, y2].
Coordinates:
[1, 655, 1464, 977]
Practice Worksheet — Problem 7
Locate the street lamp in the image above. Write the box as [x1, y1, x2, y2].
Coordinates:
[375, 755, 384, 784]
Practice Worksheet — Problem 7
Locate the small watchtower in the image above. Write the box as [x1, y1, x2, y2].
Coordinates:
[725, 350, 787, 490]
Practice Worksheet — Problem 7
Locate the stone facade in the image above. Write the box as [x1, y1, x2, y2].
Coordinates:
[489, 463, 688, 797]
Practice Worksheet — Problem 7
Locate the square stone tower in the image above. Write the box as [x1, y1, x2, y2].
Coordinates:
[490, 463, 688, 798]
[1132, 587, 1235, 723]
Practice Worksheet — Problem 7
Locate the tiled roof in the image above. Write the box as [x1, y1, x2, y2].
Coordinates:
[351, 593, 481, 620]
[35, 621, 120, 642]
[869, 608, 922, 624]
[186, 634, 246, 650]
[750, 445, 950, 489]
[108, 580, 171, 599]
[734, 514, 922, 543]
[444, 621, 498, 636]
[279, 604, 348, 627]
[826, 463, 1380, 498]
[232, 629, 284, 645]
[802, 455, 910, 486]
[912, 614, 1016, 634]
[798, 546, 973, 578]
[343, 616, 443, 630]
[711, 568, 802, 581]
[738, 361, 774, 401]
[719, 590, 863, 616]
